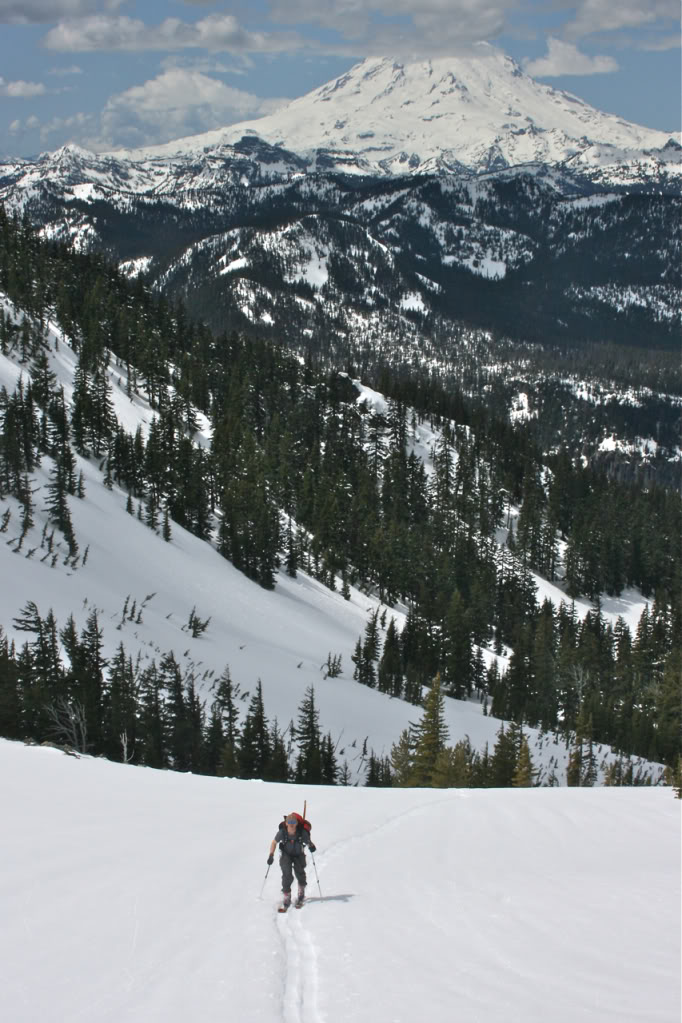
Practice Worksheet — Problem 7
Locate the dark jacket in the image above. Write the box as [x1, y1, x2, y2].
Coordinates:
[275, 824, 310, 859]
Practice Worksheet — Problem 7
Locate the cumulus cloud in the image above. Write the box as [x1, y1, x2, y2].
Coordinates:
[0, 76, 47, 97]
[0, 0, 123, 24]
[4, 67, 290, 152]
[40, 1, 523, 60]
[97, 69, 289, 148]
[43, 13, 304, 54]
[523, 38, 618, 77]
[8, 114, 42, 136]
[8, 110, 96, 147]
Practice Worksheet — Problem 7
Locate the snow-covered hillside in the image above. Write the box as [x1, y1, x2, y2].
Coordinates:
[0, 293, 664, 784]
[1, 739, 679, 1023]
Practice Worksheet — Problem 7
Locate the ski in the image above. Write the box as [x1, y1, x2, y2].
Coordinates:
[277, 905, 289, 913]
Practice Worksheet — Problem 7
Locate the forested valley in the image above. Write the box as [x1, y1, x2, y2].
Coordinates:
[1, 207, 680, 786]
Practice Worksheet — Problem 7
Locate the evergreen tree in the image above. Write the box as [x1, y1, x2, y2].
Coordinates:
[266, 719, 290, 782]
[441, 589, 473, 698]
[138, 661, 167, 769]
[377, 617, 403, 697]
[0, 626, 21, 740]
[44, 459, 78, 556]
[431, 738, 476, 788]
[239, 681, 271, 779]
[410, 674, 450, 787]
[512, 733, 535, 787]
[390, 727, 415, 786]
[491, 723, 519, 788]
[293, 685, 322, 784]
[76, 609, 107, 750]
[211, 666, 241, 777]
[320, 731, 339, 785]
[102, 643, 138, 763]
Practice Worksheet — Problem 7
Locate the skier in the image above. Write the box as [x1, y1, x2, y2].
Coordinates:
[268, 812, 316, 909]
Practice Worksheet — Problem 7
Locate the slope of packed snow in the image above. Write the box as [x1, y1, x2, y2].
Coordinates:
[1, 740, 679, 1023]
[0, 294, 662, 782]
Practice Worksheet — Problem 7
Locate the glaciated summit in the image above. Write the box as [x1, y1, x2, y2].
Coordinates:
[1, 46, 678, 202]
[115, 46, 677, 182]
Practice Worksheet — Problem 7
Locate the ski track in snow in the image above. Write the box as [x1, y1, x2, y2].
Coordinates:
[277, 794, 459, 1023]
[278, 912, 321, 1023]
[273, 797, 451, 1023]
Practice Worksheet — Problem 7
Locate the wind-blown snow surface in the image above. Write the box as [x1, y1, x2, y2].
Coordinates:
[1, 740, 679, 1023]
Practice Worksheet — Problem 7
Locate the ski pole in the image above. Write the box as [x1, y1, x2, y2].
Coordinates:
[309, 848, 322, 898]
[259, 862, 272, 899]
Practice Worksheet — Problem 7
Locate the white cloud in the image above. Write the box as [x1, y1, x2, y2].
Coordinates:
[0, 76, 47, 97]
[267, 0, 511, 53]
[7, 114, 41, 135]
[0, 0, 123, 24]
[97, 69, 289, 148]
[4, 67, 289, 152]
[523, 38, 618, 77]
[40, 1, 529, 60]
[43, 13, 304, 54]
[565, 0, 678, 40]
[39, 110, 96, 143]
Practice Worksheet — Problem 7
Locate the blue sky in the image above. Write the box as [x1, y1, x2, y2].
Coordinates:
[1, 0, 679, 157]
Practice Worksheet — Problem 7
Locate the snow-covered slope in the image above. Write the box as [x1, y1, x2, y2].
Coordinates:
[0, 293, 663, 784]
[109, 48, 678, 182]
[2, 739, 679, 1023]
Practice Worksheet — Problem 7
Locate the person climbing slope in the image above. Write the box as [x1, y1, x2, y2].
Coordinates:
[268, 812, 316, 910]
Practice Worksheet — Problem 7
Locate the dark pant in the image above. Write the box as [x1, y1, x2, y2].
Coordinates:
[280, 851, 306, 893]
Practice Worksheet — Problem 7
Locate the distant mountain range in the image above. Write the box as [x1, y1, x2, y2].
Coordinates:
[0, 47, 679, 415]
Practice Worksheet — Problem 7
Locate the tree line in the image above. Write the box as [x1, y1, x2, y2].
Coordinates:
[1, 603, 670, 790]
[0, 601, 345, 783]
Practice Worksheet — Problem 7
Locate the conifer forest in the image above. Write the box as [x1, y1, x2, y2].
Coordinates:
[0, 207, 680, 788]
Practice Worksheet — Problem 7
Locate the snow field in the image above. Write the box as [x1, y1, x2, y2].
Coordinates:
[1, 740, 679, 1023]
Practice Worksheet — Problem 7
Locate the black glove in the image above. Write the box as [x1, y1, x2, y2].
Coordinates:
[267, 854, 274, 866]
[309, 843, 316, 853]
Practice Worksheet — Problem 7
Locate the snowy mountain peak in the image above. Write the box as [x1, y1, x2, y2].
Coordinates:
[114, 46, 676, 183]
[0, 48, 679, 209]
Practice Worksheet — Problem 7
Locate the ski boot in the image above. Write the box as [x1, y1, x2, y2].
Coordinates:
[278, 891, 292, 913]
[295, 886, 306, 909]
